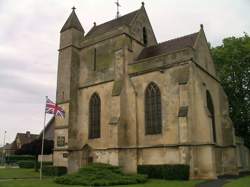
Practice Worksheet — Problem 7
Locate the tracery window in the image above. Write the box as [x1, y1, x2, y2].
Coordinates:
[206, 90, 216, 143]
[89, 93, 101, 139]
[145, 82, 162, 135]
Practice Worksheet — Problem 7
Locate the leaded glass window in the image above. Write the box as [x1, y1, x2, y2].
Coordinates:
[89, 93, 101, 139]
[145, 82, 162, 135]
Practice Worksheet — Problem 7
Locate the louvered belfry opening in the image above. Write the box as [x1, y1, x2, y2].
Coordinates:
[145, 82, 162, 135]
[89, 93, 101, 139]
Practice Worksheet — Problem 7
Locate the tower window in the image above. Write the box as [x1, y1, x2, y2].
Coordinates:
[93, 48, 97, 71]
[145, 82, 162, 135]
[143, 27, 148, 46]
[89, 93, 101, 139]
[206, 90, 216, 143]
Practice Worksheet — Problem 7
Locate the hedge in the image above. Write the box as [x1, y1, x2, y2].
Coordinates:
[137, 164, 190, 180]
[42, 166, 67, 176]
[35, 161, 53, 170]
[6, 155, 35, 164]
[55, 163, 147, 186]
[18, 160, 35, 168]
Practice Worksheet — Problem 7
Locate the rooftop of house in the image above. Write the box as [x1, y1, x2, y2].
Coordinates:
[15, 131, 39, 146]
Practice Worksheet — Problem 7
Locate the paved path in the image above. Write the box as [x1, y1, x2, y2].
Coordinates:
[196, 179, 229, 187]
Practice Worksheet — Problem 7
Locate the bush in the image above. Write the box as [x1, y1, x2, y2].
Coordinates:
[42, 166, 67, 176]
[55, 163, 147, 186]
[6, 155, 35, 164]
[18, 160, 35, 168]
[138, 164, 190, 180]
[35, 161, 53, 171]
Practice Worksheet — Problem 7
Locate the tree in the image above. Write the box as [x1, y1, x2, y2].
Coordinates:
[15, 139, 54, 156]
[211, 33, 250, 147]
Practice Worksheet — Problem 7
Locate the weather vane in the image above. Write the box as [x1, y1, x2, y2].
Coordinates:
[115, 0, 121, 18]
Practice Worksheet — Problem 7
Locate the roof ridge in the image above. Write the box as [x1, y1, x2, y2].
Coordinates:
[152, 32, 199, 48]
[85, 8, 141, 38]
[94, 9, 140, 28]
[136, 31, 199, 61]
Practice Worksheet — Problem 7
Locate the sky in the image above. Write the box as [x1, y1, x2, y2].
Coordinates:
[0, 0, 250, 145]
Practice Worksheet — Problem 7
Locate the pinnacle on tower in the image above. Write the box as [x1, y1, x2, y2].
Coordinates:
[60, 7, 84, 33]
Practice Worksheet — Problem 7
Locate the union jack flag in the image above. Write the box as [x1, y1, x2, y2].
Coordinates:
[45, 98, 65, 118]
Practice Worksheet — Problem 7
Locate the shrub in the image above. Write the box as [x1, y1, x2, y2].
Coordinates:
[55, 163, 147, 186]
[18, 160, 35, 168]
[6, 155, 35, 164]
[35, 161, 53, 171]
[137, 164, 190, 180]
[42, 166, 67, 176]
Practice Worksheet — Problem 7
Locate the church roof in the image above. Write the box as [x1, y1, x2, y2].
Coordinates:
[85, 9, 140, 38]
[61, 9, 84, 33]
[136, 32, 199, 61]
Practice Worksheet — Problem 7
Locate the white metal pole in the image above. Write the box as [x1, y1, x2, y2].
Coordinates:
[40, 96, 48, 180]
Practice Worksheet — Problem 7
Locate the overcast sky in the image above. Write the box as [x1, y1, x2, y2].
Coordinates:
[0, 0, 249, 145]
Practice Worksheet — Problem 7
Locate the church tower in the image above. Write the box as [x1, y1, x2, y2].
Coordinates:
[54, 7, 84, 167]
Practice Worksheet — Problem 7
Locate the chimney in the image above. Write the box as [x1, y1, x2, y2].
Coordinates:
[26, 131, 30, 137]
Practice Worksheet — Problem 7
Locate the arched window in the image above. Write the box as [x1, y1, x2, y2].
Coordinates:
[89, 93, 101, 139]
[143, 27, 148, 46]
[206, 90, 216, 143]
[145, 82, 162, 135]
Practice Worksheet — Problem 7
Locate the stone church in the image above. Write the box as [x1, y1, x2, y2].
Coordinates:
[53, 3, 241, 179]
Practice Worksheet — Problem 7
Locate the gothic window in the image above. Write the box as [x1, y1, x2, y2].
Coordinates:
[206, 90, 216, 143]
[143, 27, 148, 46]
[145, 82, 162, 135]
[89, 93, 101, 139]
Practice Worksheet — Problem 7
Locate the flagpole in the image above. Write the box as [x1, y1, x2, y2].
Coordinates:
[40, 96, 48, 180]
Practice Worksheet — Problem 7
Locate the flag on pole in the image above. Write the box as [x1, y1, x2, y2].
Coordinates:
[45, 98, 65, 118]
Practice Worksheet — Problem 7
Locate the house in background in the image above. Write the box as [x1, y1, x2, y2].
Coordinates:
[2, 131, 39, 157]
[14, 131, 39, 150]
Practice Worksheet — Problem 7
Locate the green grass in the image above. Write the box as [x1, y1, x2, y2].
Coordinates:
[0, 179, 202, 187]
[0, 168, 202, 187]
[224, 176, 250, 187]
[0, 168, 39, 179]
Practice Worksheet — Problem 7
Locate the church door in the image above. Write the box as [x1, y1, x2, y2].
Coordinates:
[81, 144, 93, 167]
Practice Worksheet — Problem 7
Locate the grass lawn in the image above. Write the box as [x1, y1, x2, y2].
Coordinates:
[0, 168, 39, 179]
[0, 168, 202, 187]
[224, 176, 250, 187]
[0, 179, 202, 187]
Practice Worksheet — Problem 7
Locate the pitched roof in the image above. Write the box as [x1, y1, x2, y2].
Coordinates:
[39, 116, 55, 140]
[16, 132, 39, 146]
[85, 9, 140, 38]
[136, 32, 199, 61]
[61, 10, 84, 33]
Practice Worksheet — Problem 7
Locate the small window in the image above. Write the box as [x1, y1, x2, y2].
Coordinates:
[89, 93, 101, 139]
[143, 27, 148, 46]
[93, 48, 97, 71]
[57, 136, 65, 147]
[145, 82, 162, 134]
